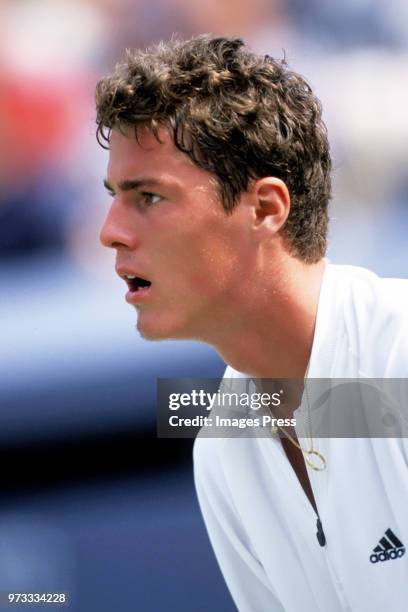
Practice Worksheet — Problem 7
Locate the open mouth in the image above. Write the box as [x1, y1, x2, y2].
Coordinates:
[125, 274, 152, 292]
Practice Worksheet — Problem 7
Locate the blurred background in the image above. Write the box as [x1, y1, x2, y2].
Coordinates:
[0, 0, 407, 610]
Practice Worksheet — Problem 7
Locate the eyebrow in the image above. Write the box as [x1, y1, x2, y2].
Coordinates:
[103, 177, 164, 194]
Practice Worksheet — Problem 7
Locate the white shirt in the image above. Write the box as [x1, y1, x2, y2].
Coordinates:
[193, 264, 408, 612]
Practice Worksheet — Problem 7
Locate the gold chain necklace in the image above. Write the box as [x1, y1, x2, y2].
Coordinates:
[270, 376, 327, 472]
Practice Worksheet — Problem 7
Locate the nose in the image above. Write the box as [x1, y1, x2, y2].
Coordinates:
[99, 199, 137, 250]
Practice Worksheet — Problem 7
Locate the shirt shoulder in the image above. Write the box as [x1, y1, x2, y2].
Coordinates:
[333, 265, 408, 376]
[193, 434, 226, 490]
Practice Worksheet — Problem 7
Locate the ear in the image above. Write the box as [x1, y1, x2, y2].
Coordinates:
[252, 177, 291, 233]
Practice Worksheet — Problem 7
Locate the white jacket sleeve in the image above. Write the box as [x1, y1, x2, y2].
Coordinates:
[193, 437, 284, 612]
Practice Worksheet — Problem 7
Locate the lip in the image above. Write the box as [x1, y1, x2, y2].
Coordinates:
[115, 266, 150, 281]
[115, 266, 152, 303]
[125, 286, 152, 304]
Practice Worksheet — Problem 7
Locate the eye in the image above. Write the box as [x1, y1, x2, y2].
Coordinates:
[141, 192, 162, 206]
[104, 187, 115, 198]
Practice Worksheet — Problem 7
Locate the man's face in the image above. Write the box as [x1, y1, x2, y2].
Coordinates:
[100, 126, 254, 341]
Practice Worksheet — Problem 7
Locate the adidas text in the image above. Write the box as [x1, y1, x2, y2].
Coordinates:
[370, 548, 405, 563]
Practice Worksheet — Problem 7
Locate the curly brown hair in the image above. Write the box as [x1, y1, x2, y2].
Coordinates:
[95, 35, 331, 262]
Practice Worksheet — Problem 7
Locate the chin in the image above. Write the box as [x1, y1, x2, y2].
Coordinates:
[136, 320, 168, 341]
[136, 312, 197, 342]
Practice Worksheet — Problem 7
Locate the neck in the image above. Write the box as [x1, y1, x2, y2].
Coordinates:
[205, 258, 326, 378]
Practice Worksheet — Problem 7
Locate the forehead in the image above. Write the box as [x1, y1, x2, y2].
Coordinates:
[107, 125, 210, 189]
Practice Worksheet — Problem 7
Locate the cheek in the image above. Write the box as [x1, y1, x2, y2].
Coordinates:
[187, 242, 241, 295]
[156, 213, 246, 294]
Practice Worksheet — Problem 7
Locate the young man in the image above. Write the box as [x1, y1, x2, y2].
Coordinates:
[96, 36, 408, 611]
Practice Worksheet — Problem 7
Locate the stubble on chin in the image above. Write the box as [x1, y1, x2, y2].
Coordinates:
[135, 316, 168, 341]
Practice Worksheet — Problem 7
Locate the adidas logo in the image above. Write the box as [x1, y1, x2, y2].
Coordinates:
[370, 528, 406, 563]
